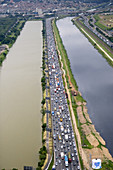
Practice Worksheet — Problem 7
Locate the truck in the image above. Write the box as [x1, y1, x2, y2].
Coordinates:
[64, 155, 68, 167]
[61, 152, 64, 160]
[68, 152, 72, 163]
[65, 134, 68, 141]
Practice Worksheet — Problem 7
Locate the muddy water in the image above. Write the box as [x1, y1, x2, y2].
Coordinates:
[0, 21, 42, 169]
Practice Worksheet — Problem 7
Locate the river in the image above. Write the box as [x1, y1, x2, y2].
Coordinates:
[0, 21, 42, 169]
[57, 17, 113, 156]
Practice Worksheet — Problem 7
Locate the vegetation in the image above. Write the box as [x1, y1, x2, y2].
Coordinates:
[37, 19, 48, 170]
[94, 14, 113, 31]
[96, 27, 113, 43]
[0, 16, 17, 43]
[0, 49, 8, 65]
[72, 18, 113, 67]
[48, 154, 54, 170]
[42, 123, 46, 132]
[101, 160, 113, 170]
[37, 146, 47, 169]
[0, 16, 26, 65]
[0, 16, 25, 46]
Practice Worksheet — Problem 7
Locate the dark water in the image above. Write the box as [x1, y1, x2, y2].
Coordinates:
[57, 17, 113, 156]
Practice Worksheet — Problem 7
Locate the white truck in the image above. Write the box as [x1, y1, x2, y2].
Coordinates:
[65, 134, 68, 141]
[61, 152, 64, 160]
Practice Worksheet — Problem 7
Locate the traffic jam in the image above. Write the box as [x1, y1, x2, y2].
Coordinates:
[46, 18, 80, 170]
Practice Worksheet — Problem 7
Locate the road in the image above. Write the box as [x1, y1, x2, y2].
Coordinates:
[46, 18, 80, 170]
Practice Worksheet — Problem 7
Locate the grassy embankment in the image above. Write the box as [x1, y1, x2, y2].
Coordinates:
[37, 19, 53, 170]
[0, 17, 26, 65]
[72, 18, 113, 67]
[52, 18, 113, 169]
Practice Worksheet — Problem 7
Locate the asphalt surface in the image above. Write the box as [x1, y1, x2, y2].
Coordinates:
[46, 18, 80, 170]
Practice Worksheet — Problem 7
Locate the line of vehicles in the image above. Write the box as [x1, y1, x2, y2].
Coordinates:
[46, 18, 80, 170]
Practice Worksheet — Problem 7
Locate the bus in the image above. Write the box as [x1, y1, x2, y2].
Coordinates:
[64, 155, 68, 167]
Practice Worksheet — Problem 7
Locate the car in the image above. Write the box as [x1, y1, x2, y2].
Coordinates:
[73, 142, 76, 146]
[72, 134, 74, 138]
[61, 145, 63, 149]
[62, 132, 64, 136]
[74, 147, 76, 151]
[68, 135, 71, 139]
[63, 140, 65, 145]
[73, 162, 76, 166]
[64, 149, 67, 154]
[67, 124, 69, 128]
[72, 157, 75, 161]
[58, 159, 61, 164]
[55, 162, 58, 166]
[71, 153, 74, 157]
[67, 129, 70, 133]
[77, 165, 80, 169]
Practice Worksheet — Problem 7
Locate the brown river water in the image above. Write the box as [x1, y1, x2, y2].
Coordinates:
[0, 21, 42, 169]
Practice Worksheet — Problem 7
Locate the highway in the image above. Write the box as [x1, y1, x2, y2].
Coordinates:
[46, 18, 80, 170]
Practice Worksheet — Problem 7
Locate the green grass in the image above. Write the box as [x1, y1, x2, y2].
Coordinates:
[72, 19, 113, 67]
[94, 14, 113, 31]
[101, 160, 113, 170]
[48, 154, 54, 170]
[76, 94, 86, 103]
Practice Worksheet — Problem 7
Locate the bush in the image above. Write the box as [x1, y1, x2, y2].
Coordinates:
[42, 123, 46, 131]
[41, 98, 45, 105]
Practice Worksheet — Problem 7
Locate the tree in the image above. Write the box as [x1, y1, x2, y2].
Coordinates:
[42, 123, 46, 131]
[41, 98, 45, 105]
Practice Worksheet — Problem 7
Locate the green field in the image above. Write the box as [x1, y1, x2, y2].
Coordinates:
[94, 14, 113, 31]
[0, 16, 17, 42]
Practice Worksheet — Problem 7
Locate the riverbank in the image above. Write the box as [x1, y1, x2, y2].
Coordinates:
[52, 18, 113, 169]
[0, 19, 26, 65]
[72, 18, 113, 67]
[37, 19, 53, 170]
